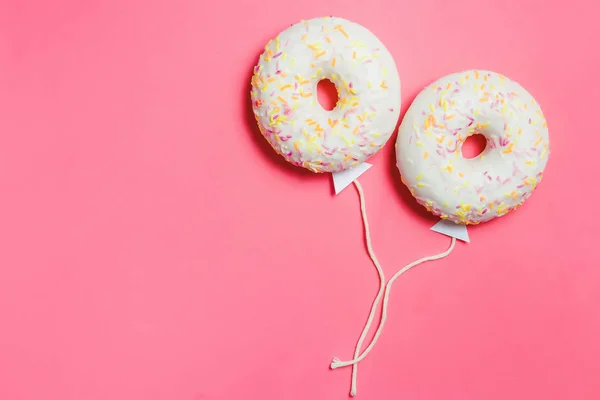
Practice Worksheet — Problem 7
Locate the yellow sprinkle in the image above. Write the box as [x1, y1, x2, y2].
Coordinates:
[334, 25, 349, 38]
[461, 204, 471, 211]
[416, 173, 424, 181]
[416, 141, 424, 147]
[503, 142, 514, 154]
[417, 182, 425, 188]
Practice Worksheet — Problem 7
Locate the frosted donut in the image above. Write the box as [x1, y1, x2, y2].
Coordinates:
[396, 70, 550, 225]
[251, 17, 401, 173]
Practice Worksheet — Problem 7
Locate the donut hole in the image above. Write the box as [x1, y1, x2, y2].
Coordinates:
[462, 134, 487, 159]
[317, 79, 338, 111]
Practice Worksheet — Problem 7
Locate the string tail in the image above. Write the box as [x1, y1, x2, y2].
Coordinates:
[332, 236, 458, 375]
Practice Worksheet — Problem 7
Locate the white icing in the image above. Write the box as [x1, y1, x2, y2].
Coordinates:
[396, 70, 550, 224]
[251, 17, 401, 173]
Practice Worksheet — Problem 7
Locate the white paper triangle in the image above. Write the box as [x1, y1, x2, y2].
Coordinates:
[431, 220, 470, 243]
[332, 163, 372, 195]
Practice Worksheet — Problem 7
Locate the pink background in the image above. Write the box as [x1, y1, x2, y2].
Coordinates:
[1, 0, 599, 399]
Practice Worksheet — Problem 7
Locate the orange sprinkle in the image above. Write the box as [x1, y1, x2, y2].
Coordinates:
[424, 152, 429, 159]
[357, 115, 364, 123]
[325, 36, 332, 43]
[300, 80, 309, 85]
[503, 143, 514, 154]
[343, 124, 350, 128]
[353, 126, 359, 134]
[301, 91, 312, 98]
[481, 84, 485, 90]
[380, 81, 388, 89]
[315, 51, 326, 58]
[436, 136, 444, 143]
[294, 142, 300, 151]
[344, 154, 353, 161]
[352, 51, 357, 59]
[484, 75, 488, 81]
[524, 103, 528, 109]
[475, 70, 480, 79]
[534, 136, 543, 146]
[458, 172, 464, 178]
[446, 82, 451, 90]
[331, 57, 336, 67]
[518, 128, 523, 135]
[277, 96, 287, 104]
[479, 97, 489, 102]
[542, 121, 547, 128]
[445, 114, 455, 120]
[328, 118, 338, 128]
[267, 77, 276, 83]
[280, 84, 291, 91]
[301, 34, 307, 41]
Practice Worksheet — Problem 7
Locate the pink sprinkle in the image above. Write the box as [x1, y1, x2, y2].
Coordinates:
[370, 105, 377, 111]
[389, 108, 394, 112]
[487, 175, 492, 181]
[364, 59, 373, 64]
[275, 70, 281, 75]
[536, 172, 543, 177]
[481, 209, 488, 215]
[516, 184, 525, 188]
[349, 82, 353, 88]
[409, 135, 413, 144]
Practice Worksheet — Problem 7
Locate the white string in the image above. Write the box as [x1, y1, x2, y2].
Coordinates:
[347, 179, 386, 397]
[331, 197, 457, 396]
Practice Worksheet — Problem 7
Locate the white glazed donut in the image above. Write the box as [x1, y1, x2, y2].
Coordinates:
[251, 17, 401, 173]
[396, 70, 550, 225]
